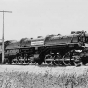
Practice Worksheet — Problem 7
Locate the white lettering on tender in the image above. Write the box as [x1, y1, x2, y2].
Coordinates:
[31, 41, 44, 45]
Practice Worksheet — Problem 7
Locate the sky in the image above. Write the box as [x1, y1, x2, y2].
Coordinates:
[0, 0, 88, 41]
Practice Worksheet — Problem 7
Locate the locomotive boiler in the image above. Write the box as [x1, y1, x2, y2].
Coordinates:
[39, 31, 88, 66]
[1, 30, 88, 66]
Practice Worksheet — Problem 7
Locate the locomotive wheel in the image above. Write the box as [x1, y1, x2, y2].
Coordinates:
[44, 54, 54, 65]
[72, 56, 82, 66]
[54, 59, 63, 66]
[4, 58, 9, 64]
[12, 58, 18, 64]
[18, 55, 26, 64]
[63, 52, 71, 66]
[19, 58, 25, 64]
[54, 53, 63, 66]
[38, 61, 42, 65]
[12, 59, 15, 64]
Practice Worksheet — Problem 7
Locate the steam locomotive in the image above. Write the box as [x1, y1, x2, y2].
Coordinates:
[1, 30, 88, 66]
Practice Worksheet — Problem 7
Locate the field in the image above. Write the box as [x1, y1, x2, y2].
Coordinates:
[0, 65, 88, 88]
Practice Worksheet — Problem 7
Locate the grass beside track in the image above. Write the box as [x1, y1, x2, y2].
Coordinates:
[0, 65, 88, 88]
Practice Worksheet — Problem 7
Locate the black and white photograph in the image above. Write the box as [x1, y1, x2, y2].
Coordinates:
[0, 0, 88, 88]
